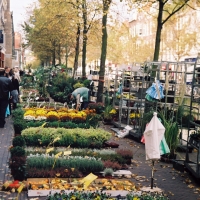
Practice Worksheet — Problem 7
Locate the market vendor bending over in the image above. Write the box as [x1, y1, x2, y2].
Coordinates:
[68, 87, 90, 110]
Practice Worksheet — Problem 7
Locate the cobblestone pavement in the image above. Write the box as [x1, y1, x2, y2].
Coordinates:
[0, 118, 199, 199]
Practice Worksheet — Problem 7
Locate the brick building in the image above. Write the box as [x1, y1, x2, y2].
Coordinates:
[0, 0, 14, 68]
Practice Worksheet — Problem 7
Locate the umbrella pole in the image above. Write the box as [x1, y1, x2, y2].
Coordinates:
[151, 160, 155, 189]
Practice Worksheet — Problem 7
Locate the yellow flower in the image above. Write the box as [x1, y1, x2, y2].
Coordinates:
[109, 109, 117, 114]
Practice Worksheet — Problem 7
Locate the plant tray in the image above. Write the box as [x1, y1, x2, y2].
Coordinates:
[172, 159, 185, 172]
[27, 178, 138, 197]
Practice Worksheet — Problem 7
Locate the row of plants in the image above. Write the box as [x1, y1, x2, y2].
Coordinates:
[25, 147, 132, 166]
[20, 127, 112, 148]
[10, 135, 133, 179]
[9, 145, 26, 181]
[24, 107, 95, 122]
[12, 107, 102, 134]
[46, 191, 169, 200]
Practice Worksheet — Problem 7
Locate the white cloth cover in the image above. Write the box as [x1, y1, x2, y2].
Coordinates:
[144, 112, 165, 160]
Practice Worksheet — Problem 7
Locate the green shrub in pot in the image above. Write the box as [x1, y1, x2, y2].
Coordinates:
[10, 146, 25, 157]
[12, 136, 26, 147]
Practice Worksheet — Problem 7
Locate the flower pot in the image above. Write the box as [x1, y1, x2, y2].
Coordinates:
[104, 141, 119, 148]
[160, 153, 177, 163]
[172, 159, 185, 172]
[103, 119, 113, 125]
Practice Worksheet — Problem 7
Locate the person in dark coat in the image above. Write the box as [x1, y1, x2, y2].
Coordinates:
[0, 68, 13, 128]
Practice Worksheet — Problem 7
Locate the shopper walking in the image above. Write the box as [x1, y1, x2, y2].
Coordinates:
[10, 70, 20, 110]
[0, 68, 13, 128]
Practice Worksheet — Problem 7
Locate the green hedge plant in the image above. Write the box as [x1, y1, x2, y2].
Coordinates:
[12, 136, 26, 147]
[26, 154, 104, 174]
[10, 146, 25, 157]
[21, 127, 112, 148]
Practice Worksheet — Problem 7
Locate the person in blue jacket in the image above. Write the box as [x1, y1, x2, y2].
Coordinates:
[68, 87, 90, 110]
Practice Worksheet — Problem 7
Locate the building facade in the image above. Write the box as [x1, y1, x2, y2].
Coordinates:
[128, 2, 200, 62]
[12, 32, 23, 69]
[0, 0, 14, 68]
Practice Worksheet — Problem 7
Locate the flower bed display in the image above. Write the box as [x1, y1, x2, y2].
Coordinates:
[25, 147, 133, 171]
[26, 155, 104, 175]
[27, 177, 139, 197]
[21, 127, 112, 148]
[10, 137, 133, 180]
[24, 107, 95, 122]
[12, 107, 102, 134]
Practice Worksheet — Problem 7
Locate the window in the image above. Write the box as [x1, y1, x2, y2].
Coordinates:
[14, 50, 18, 61]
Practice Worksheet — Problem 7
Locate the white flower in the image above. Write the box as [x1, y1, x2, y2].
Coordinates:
[24, 115, 36, 120]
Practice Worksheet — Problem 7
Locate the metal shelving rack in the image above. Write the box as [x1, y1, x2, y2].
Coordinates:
[185, 54, 200, 179]
[112, 64, 147, 139]
[112, 61, 195, 141]
[142, 61, 193, 143]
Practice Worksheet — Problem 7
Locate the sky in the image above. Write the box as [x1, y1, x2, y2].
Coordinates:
[10, 0, 36, 31]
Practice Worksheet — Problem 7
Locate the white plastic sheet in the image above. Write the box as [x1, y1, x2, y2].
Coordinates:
[144, 112, 165, 160]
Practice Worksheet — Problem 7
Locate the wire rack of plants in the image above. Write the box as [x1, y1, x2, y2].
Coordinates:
[184, 54, 200, 179]
[111, 64, 149, 139]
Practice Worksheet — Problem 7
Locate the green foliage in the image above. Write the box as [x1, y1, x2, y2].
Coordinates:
[141, 110, 154, 131]
[88, 102, 105, 114]
[82, 79, 90, 88]
[47, 74, 77, 103]
[46, 191, 112, 200]
[73, 82, 84, 89]
[103, 105, 113, 120]
[86, 114, 102, 128]
[159, 111, 179, 154]
[12, 136, 26, 147]
[27, 121, 44, 128]
[103, 168, 113, 176]
[21, 127, 112, 148]
[26, 148, 130, 165]
[12, 107, 25, 119]
[27, 167, 82, 178]
[10, 146, 25, 157]
[20, 74, 35, 89]
[9, 156, 26, 181]
[126, 193, 169, 200]
[26, 155, 104, 173]
[13, 119, 26, 134]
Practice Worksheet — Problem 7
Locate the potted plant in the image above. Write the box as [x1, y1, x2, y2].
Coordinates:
[103, 105, 113, 124]
[103, 168, 114, 178]
[159, 111, 179, 160]
[88, 102, 104, 114]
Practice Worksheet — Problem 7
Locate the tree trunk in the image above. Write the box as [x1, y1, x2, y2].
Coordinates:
[65, 45, 68, 69]
[97, 0, 111, 102]
[52, 40, 56, 67]
[82, 0, 87, 80]
[58, 43, 61, 65]
[73, 24, 80, 79]
[153, 1, 164, 62]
